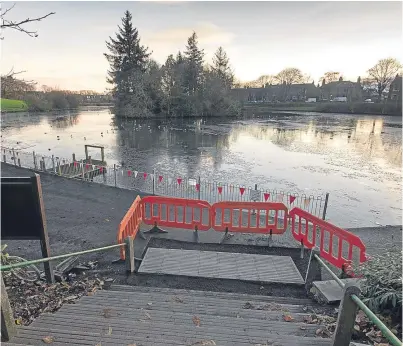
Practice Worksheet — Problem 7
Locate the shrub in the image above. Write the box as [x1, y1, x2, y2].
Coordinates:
[356, 250, 402, 322]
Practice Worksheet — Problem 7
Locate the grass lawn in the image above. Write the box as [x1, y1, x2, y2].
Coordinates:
[1, 98, 28, 112]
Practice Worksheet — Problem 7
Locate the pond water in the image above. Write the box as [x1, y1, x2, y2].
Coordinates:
[1, 108, 401, 228]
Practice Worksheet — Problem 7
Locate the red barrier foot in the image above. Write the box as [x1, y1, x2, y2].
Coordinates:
[143, 223, 168, 234]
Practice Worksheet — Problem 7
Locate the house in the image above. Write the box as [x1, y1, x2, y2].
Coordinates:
[388, 74, 402, 103]
[230, 83, 320, 102]
[320, 80, 363, 102]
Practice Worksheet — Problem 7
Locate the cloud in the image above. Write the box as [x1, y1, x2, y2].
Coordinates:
[144, 22, 235, 63]
[146, 22, 235, 46]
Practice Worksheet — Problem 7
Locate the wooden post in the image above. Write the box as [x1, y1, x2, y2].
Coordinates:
[152, 168, 156, 195]
[84, 145, 89, 160]
[81, 160, 85, 180]
[17, 158, 21, 167]
[322, 193, 330, 220]
[125, 236, 135, 273]
[42, 157, 46, 171]
[33, 174, 55, 284]
[304, 250, 322, 292]
[101, 147, 105, 162]
[332, 283, 361, 346]
[114, 164, 117, 187]
[1, 272, 17, 342]
[197, 176, 201, 200]
[3, 150, 6, 163]
[72, 153, 76, 162]
[12, 149, 16, 166]
[51, 155, 56, 173]
[33, 151, 37, 169]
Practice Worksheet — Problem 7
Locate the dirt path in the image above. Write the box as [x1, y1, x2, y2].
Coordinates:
[1, 163, 401, 268]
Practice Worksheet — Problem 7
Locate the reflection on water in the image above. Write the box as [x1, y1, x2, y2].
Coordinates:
[1, 109, 401, 227]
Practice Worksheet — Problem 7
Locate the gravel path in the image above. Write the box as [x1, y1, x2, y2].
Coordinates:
[1, 163, 401, 268]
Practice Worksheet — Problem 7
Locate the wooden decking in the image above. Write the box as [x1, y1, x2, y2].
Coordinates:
[5, 285, 337, 346]
[139, 248, 305, 285]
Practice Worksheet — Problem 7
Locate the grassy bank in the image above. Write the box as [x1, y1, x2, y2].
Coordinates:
[244, 102, 402, 116]
[0, 98, 28, 112]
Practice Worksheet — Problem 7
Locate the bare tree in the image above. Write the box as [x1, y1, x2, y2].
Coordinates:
[275, 68, 304, 85]
[256, 75, 275, 87]
[0, 3, 55, 38]
[1, 68, 37, 98]
[367, 58, 402, 101]
[320, 71, 340, 84]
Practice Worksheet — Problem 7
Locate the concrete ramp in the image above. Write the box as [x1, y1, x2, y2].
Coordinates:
[139, 248, 304, 285]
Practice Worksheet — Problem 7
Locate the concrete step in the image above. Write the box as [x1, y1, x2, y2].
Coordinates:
[312, 278, 364, 303]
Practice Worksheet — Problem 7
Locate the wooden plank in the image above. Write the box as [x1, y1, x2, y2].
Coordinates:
[108, 284, 314, 305]
[139, 248, 304, 284]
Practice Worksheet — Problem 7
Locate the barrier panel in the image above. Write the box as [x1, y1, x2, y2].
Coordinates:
[141, 196, 211, 231]
[117, 196, 142, 259]
[289, 208, 367, 270]
[211, 201, 288, 234]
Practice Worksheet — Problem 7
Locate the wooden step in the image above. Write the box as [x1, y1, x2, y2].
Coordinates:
[109, 284, 314, 305]
[9, 325, 334, 346]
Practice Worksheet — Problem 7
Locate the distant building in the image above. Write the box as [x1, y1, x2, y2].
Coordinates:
[230, 83, 320, 102]
[388, 74, 402, 103]
[320, 81, 362, 102]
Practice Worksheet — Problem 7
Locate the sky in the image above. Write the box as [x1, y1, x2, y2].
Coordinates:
[1, 1, 402, 92]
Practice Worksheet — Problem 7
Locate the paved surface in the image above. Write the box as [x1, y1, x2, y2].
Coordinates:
[4, 285, 336, 346]
[139, 248, 304, 284]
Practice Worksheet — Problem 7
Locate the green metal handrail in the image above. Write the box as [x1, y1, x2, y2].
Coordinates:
[313, 253, 402, 346]
[0, 243, 124, 271]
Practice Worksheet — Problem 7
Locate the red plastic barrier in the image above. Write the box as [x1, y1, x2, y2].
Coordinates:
[117, 196, 142, 260]
[289, 207, 367, 269]
[141, 196, 211, 231]
[211, 201, 288, 234]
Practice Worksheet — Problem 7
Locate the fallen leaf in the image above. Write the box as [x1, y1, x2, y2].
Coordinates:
[192, 315, 201, 327]
[300, 326, 307, 330]
[243, 302, 254, 309]
[105, 219, 110, 222]
[106, 326, 112, 335]
[15, 318, 21, 325]
[144, 312, 151, 320]
[42, 336, 54, 344]
[191, 340, 216, 345]
[101, 308, 113, 318]
[172, 296, 183, 303]
[283, 314, 294, 322]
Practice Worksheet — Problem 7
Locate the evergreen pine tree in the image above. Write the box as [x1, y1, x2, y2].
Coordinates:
[104, 10, 151, 111]
[211, 47, 234, 89]
[183, 32, 204, 96]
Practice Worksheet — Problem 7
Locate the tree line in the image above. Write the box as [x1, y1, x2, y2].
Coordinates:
[104, 11, 240, 118]
[241, 58, 402, 102]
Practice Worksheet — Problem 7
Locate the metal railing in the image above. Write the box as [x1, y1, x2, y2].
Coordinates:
[1, 148, 329, 219]
[306, 251, 402, 346]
